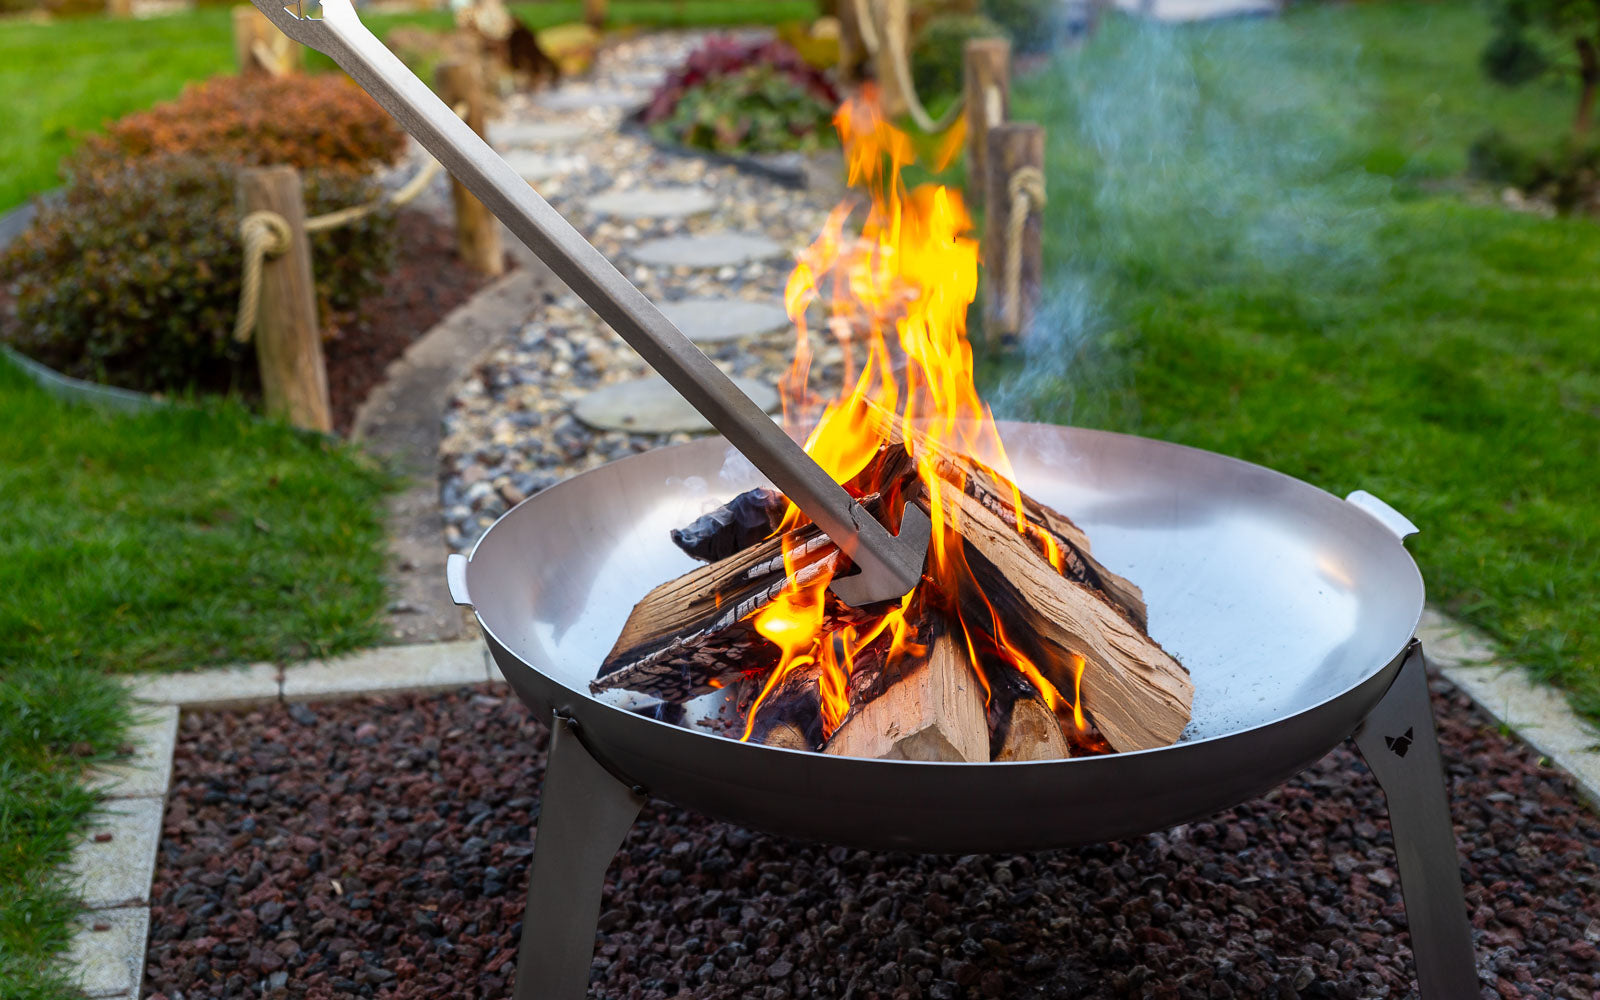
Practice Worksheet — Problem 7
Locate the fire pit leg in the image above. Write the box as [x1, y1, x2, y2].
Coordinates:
[514, 715, 645, 1000]
[1351, 640, 1478, 998]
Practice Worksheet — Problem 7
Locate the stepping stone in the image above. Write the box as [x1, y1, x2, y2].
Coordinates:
[1112, 0, 1276, 21]
[658, 299, 792, 342]
[573, 374, 779, 433]
[492, 121, 589, 147]
[586, 187, 716, 219]
[629, 232, 784, 268]
[535, 89, 648, 113]
[502, 149, 584, 182]
[614, 70, 667, 91]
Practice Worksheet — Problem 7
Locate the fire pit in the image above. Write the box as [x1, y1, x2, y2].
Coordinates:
[239, 2, 1478, 994]
[446, 424, 1477, 999]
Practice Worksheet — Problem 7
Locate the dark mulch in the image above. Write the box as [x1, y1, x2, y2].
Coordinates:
[323, 211, 496, 435]
[145, 677, 1600, 1000]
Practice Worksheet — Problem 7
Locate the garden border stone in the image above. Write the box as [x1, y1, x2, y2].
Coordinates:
[0, 345, 163, 415]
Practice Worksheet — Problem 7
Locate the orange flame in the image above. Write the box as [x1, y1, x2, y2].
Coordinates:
[741, 95, 1088, 745]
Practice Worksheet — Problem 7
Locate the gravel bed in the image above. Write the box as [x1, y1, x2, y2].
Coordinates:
[145, 676, 1600, 1000]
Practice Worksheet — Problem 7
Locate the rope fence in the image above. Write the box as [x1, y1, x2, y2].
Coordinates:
[1002, 165, 1045, 334]
[232, 122, 452, 345]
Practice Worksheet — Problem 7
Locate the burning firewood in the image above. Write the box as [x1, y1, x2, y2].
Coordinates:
[593, 445, 1192, 756]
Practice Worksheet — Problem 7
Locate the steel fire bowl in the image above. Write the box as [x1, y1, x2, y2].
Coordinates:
[451, 423, 1424, 853]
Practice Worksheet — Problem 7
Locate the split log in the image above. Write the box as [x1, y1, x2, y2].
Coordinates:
[986, 668, 1070, 762]
[921, 484, 1192, 752]
[825, 629, 988, 762]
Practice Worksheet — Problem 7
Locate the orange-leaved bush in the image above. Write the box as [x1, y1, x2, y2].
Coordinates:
[72, 73, 407, 176]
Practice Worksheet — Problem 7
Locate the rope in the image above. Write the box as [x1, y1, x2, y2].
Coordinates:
[233, 211, 292, 344]
[302, 154, 444, 233]
[849, 0, 880, 55]
[1002, 165, 1045, 334]
[849, 0, 964, 135]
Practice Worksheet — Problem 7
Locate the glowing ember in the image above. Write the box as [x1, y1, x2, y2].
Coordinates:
[740, 93, 1085, 745]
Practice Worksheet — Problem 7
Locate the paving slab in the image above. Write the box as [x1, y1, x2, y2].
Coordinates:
[127, 662, 279, 709]
[67, 797, 163, 909]
[534, 89, 648, 113]
[502, 149, 585, 182]
[1419, 607, 1600, 809]
[280, 638, 489, 701]
[87, 704, 178, 799]
[66, 906, 149, 998]
[629, 232, 786, 268]
[491, 120, 590, 147]
[585, 186, 716, 219]
[658, 298, 792, 342]
[573, 374, 778, 433]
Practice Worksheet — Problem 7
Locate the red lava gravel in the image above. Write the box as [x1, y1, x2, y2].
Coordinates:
[322, 210, 498, 434]
[145, 676, 1600, 1000]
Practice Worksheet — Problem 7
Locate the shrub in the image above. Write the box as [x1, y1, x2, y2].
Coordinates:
[1469, 128, 1600, 213]
[651, 65, 838, 154]
[641, 37, 841, 150]
[981, 0, 1063, 54]
[71, 73, 407, 177]
[912, 13, 1006, 103]
[0, 159, 395, 394]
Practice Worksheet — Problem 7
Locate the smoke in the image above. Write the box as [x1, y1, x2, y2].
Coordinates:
[984, 10, 1390, 426]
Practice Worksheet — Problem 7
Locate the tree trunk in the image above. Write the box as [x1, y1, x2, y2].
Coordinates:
[1577, 38, 1598, 137]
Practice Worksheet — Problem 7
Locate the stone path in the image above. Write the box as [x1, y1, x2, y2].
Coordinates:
[436, 28, 845, 553]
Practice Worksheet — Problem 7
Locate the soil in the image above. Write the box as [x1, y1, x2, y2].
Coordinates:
[145, 674, 1599, 1000]
[323, 212, 500, 435]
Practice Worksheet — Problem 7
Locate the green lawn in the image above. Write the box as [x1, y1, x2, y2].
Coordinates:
[992, 2, 1600, 717]
[0, 355, 393, 996]
[0, 0, 815, 212]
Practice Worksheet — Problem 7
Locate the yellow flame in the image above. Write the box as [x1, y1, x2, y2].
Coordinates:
[739, 93, 1088, 744]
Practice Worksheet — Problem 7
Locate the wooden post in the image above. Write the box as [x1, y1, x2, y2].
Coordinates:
[233, 5, 303, 78]
[106, 0, 133, 19]
[236, 167, 332, 432]
[435, 60, 506, 277]
[872, 0, 909, 118]
[983, 123, 1044, 344]
[963, 37, 1010, 195]
[834, 0, 866, 83]
[583, 0, 608, 30]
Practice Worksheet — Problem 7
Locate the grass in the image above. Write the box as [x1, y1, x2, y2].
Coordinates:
[0, 354, 393, 996]
[991, 2, 1600, 718]
[0, 0, 815, 212]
